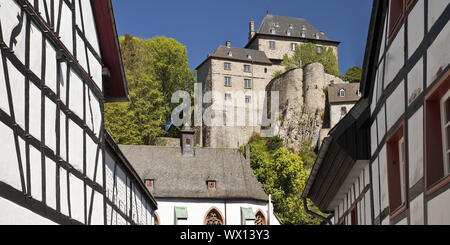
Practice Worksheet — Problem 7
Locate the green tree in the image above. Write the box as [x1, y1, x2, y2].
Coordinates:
[281, 43, 340, 76]
[105, 35, 195, 145]
[246, 137, 323, 225]
[342, 66, 363, 83]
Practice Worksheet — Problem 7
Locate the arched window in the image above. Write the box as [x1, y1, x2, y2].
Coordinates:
[339, 89, 346, 97]
[254, 210, 267, 225]
[204, 207, 224, 225]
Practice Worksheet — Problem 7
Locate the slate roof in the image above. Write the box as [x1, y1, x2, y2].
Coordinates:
[328, 83, 362, 103]
[119, 145, 269, 202]
[211, 46, 272, 64]
[256, 14, 335, 42]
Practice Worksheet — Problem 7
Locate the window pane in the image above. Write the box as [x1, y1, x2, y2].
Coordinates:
[446, 126, 450, 151]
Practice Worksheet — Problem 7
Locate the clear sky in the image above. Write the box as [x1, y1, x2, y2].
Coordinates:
[111, 0, 373, 75]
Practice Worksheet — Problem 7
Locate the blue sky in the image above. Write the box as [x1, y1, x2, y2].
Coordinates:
[111, 0, 373, 75]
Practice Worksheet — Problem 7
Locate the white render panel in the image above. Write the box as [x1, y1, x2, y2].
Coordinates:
[364, 164, 370, 188]
[76, 33, 88, 71]
[365, 191, 372, 225]
[410, 193, 424, 225]
[29, 22, 43, 79]
[88, 50, 103, 91]
[407, 58, 423, 105]
[408, 107, 424, 187]
[379, 16, 387, 62]
[68, 120, 84, 173]
[69, 70, 84, 119]
[396, 218, 407, 225]
[408, 0, 424, 58]
[75, 0, 83, 28]
[8, 60, 25, 129]
[45, 41, 57, 94]
[372, 158, 380, 218]
[0, 0, 22, 49]
[86, 88, 102, 137]
[81, 1, 101, 55]
[10, 15, 27, 65]
[379, 144, 389, 212]
[0, 50, 8, 115]
[37, 0, 49, 24]
[386, 80, 405, 131]
[377, 105, 386, 144]
[116, 165, 128, 215]
[30, 145, 42, 201]
[86, 186, 104, 225]
[29, 82, 41, 141]
[427, 20, 450, 86]
[0, 196, 56, 225]
[428, 189, 450, 225]
[45, 98, 57, 152]
[60, 112, 67, 161]
[371, 121, 378, 156]
[86, 136, 99, 183]
[385, 26, 404, 88]
[69, 173, 85, 224]
[381, 217, 390, 225]
[60, 62, 68, 105]
[59, 168, 69, 216]
[45, 157, 57, 210]
[0, 121, 23, 190]
[59, 2, 73, 54]
[428, 0, 450, 31]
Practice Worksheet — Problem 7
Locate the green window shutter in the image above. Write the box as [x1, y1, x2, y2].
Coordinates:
[241, 207, 255, 220]
[175, 207, 188, 219]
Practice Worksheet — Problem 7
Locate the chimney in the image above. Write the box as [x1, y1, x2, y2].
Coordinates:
[180, 127, 195, 157]
[226, 41, 231, 48]
[249, 21, 255, 41]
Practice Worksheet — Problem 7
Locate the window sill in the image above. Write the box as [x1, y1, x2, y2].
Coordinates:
[389, 203, 407, 221]
[426, 175, 450, 196]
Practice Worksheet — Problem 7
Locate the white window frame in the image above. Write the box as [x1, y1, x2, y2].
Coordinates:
[245, 95, 251, 104]
[398, 137, 406, 205]
[224, 62, 231, 70]
[291, 43, 297, 51]
[244, 65, 251, 73]
[440, 90, 450, 176]
[225, 76, 232, 87]
[269, 41, 276, 50]
[244, 79, 252, 89]
[339, 89, 346, 97]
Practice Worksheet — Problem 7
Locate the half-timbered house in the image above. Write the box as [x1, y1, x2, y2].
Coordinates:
[0, 0, 157, 225]
[302, 0, 450, 225]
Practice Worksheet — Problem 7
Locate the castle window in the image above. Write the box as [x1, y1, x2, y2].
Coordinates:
[301, 31, 306, 38]
[175, 207, 188, 225]
[186, 138, 191, 146]
[244, 65, 251, 73]
[341, 107, 347, 117]
[225, 76, 232, 87]
[228, 51, 233, 57]
[269, 41, 276, 50]
[247, 54, 252, 59]
[224, 62, 231, 70]
[264, 68, 268, 73]
[244, 79, 252, 89]
[245, 96, 252, 104]
[291, 43, 297, 51]
[317, 46, 323, 54]
[339, 89, 346, 97]
[225, 93, 232, 101]
[386, 123, 407, 217]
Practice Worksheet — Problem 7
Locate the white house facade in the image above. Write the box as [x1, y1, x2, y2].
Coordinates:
[303, 0, 450, 225]
[0, 0, 157, 225]
[120, 129, 281, 225]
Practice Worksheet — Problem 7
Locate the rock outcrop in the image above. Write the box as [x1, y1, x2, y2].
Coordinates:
[265, 63, 347, 153]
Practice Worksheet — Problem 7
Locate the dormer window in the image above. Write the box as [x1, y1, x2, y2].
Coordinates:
[301, 31, 306, 38]
[357, 89, 362, 97]
[270, 28, 276, 34]
[228, 51, 233, 57]
[286, 30, 291, 36]
[145, 179, 154, 188]
[207, 180, 216, 190]
[247, 54, 252, 59]
[339, 89, 346, 97]
[289, 24, 294, 30]
[302, 25, 307, 31]
[315, 33, 320, 39]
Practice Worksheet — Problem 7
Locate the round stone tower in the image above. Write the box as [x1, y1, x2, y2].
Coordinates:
[304, 63, 326, 114]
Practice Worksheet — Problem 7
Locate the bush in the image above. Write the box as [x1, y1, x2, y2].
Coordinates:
[267, 136, 284, 152]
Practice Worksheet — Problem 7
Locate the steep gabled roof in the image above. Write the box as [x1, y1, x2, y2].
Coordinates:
[119, 145, 269, 202]
[257, 14, 330, 40]
[196, 46, 272, 70]
[328, 83, 362, 104]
